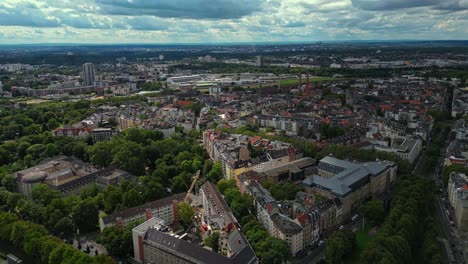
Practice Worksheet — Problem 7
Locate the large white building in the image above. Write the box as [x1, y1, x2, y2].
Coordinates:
[365, 138, 422, 164]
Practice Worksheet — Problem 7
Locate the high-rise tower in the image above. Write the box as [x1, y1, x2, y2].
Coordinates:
[82, 63, 95, 86]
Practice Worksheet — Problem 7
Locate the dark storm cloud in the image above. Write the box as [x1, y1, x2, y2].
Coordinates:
[351, 0, 468, 11]
[95, 0, 265, 19]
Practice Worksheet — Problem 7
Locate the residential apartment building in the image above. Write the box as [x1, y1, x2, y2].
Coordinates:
[448, 172, 468, 231]
[92, 128, 113, 143]
[99, 193, 185, 231]
[200, 182, 237, 230]
[132, 182, 257, 264]
[203, 130, 301, 180]
[132, 217, 257, 264]
[246, 181, 342, 256]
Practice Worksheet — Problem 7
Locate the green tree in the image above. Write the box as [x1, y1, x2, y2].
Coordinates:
[102, 186, 123, 214]
[111, 141, 145, 175]
[360, 200, 386, 226]
[26, 144, 46, 160]
[54, 217, 75, 238]
[204, 232, 220, 253]
[207, 161, 223, 183]
[256, 237, 291, 264]
[325, 230, 355, 264]
[123, 189, 145, 208]
[0, 147, 12, 165]
[31, 184, 62, 206]
[177, 202, 194, 226]
[1, 174, 16, 192]
[88, 141, 113, 167]
[72, 142, 88, 160]
[217, 178, 237, 194]
[97, 221, 139, 258]
[171, 175, 188, 194]
[45, 143, 60, 157]
[72, 198, 99, 233]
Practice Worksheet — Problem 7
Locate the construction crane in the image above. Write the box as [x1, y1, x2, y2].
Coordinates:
[184, 170, 200, 203]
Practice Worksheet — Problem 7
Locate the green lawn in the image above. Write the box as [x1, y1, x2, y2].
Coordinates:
[346, 225, 374, 264]
[279, 77, 340, 86]
[240, 77, 343, 89]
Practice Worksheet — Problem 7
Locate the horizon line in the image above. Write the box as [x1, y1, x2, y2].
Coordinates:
[1, 39, 468, 46]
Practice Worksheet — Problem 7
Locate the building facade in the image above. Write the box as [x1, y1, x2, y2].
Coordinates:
[100, 193, 185, 231]
[83, 62, 95, 86]
[448, 172, 468, 231]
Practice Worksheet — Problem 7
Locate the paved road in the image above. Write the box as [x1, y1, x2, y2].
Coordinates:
[429, 128, 467, 264]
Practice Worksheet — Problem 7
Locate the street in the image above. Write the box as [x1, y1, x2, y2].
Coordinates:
[428, 123, 467, 264]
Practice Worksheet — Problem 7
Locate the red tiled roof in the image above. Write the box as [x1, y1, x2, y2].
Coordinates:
[399, 100, 423, 105]
[341, 120, 351, 126]
[297, 213, 308, 226]
[321, 117, 331, 124]
[314, 141, 329, 149]
[380, 104, 392, 111]
[251, 136, 262, 145]
[177, 100, 193, 107]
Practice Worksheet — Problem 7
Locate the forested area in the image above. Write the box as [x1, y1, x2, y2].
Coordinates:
[323, 177, 439, 264]
[0, 212, 114, 264]
[0, 98, 225, 262]
[360, 177, 440, 264]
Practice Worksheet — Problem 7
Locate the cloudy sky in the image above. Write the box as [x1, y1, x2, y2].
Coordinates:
[0, 0, 467, 44]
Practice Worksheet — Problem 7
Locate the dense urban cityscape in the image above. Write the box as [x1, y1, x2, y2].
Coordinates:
[0, 41, 467, 264]
[0, 1, 468, 263]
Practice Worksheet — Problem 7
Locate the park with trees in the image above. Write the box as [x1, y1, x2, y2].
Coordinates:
[0, 97, 225, 263]
[323, 176, 440, 264]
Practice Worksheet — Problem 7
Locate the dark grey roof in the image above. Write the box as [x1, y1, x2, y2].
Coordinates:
[303, 156, 390, 197]
[145, 228, 231, 264]
[266, 149, 289, 159]
[319, 156, 358, 170]
[228, 229, 257, 264]
[270, 213, 302, 235]
[145, 227, 257, 264]
[262, 157, 315, 178]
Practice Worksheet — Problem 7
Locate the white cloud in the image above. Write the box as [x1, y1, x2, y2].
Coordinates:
[0, 0, 466, 43]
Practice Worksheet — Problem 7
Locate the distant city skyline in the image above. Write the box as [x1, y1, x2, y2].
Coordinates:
[0, 0, 467, 44]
